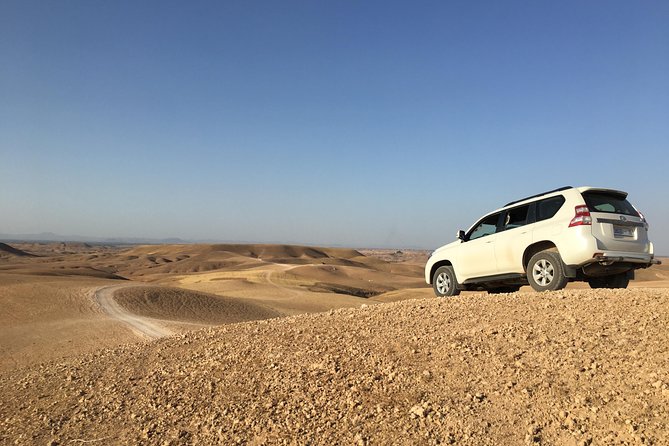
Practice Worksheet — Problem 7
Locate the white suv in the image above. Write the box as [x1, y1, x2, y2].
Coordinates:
[425, 186, 660, 296]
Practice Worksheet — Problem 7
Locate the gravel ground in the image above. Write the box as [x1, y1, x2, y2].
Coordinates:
[2, 288, 668, 445]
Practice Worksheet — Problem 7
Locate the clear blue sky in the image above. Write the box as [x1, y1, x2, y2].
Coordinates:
[1, 1, 668, 251]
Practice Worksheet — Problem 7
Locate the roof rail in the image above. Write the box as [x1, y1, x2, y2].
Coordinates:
[504, 186, 573, 207]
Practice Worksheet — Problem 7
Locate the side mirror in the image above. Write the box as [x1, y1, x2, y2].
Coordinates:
[456, 230, 466, 241]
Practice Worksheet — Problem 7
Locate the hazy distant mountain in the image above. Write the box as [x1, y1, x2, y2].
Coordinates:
[0, 232, 190, 245]
[0, 232, 427, 250]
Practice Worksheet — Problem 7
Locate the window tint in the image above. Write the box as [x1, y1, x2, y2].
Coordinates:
[502, 204, 530, 230]
[537, 196, 566, 222]
[582, 192, 639, 217]
[468, 213, 500, 241]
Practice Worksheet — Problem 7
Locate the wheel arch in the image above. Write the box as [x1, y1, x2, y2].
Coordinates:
[429, 260, 454, 284]
[522, 241, 558, 271]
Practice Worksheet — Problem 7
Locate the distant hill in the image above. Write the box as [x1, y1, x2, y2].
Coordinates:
[0, 242, 35, 257]
[0, 232, 189, 245]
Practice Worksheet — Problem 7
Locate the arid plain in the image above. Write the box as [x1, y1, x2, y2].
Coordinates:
[1, 242, 668, 444]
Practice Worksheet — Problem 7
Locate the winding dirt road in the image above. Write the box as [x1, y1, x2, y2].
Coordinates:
[94, 285, 171, 339]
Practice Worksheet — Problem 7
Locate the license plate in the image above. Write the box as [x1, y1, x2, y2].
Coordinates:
[613, 225, 634, 237]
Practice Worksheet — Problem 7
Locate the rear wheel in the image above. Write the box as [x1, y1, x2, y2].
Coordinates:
[527, 250, 569, 292]
[433, 266, 460, 297]
[588, 273, 629, 289]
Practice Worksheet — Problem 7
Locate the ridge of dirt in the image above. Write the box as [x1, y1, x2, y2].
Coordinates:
[2, 288, 668, 445]
[122, 244, 363, 262]
[113, 286, 282, 325]
[0, 242, 35, 257]
[0, 266, 128, 280]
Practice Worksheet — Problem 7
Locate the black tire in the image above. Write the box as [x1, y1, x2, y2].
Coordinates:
[488, 286, 521, 294]
[432, 266, 460, 297]
[588, 273, 629, 289]
[587, 277, 607, 289]
[609, 273, 630, 288]
[527, 250, 569, 292]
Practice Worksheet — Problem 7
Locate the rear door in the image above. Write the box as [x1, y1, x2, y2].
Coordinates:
[581, 190, 649, 253]
[494, 203, 532, 274]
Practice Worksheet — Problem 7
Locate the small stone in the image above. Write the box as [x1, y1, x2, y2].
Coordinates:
[410, 405, 426, 418]
[354, 433, 366, 445]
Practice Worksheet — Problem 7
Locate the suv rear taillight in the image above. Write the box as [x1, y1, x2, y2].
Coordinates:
[569, 205, 592, 227]
[636, 208, 649, 230]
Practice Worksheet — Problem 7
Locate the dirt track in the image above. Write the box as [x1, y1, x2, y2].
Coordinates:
[2, 287, 668, 445]
[94, 285, 172, 339]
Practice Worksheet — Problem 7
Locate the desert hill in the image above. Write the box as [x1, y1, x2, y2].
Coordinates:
[111, 244, 376, 276]
[0, 242, 35, 257]
[1, 288, 667, 445]
[0, 244, 426, 370]
[1, 243, 665, 371]
[0, 243, 424, 295]
[114, 286, 280, 325]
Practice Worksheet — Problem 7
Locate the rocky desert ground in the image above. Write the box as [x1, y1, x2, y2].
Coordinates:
[0, 242, 668, 445]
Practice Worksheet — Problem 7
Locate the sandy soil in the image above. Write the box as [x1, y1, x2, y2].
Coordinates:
[0, 274, 137, 372]
[1, 288, 668, 445]
[0, 242, 666, 444]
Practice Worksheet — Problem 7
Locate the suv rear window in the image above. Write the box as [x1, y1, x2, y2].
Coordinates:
[503, 204, 530, 230]
[536, 196, 565, 222]
[582, 191, 639, 217]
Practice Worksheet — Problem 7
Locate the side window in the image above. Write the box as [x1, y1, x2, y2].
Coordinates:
[537, 196, 566, 222]
[502, 204, 530, 230]
[468, 213, 501, 241]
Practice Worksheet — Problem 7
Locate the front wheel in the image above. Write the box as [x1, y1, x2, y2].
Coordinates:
[527, 251, 569, 292]
[433, 266, 460, 297]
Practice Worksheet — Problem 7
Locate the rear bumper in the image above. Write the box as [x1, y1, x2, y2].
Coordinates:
[590, 252, 658, 266]
[571, 251, 659, 278]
